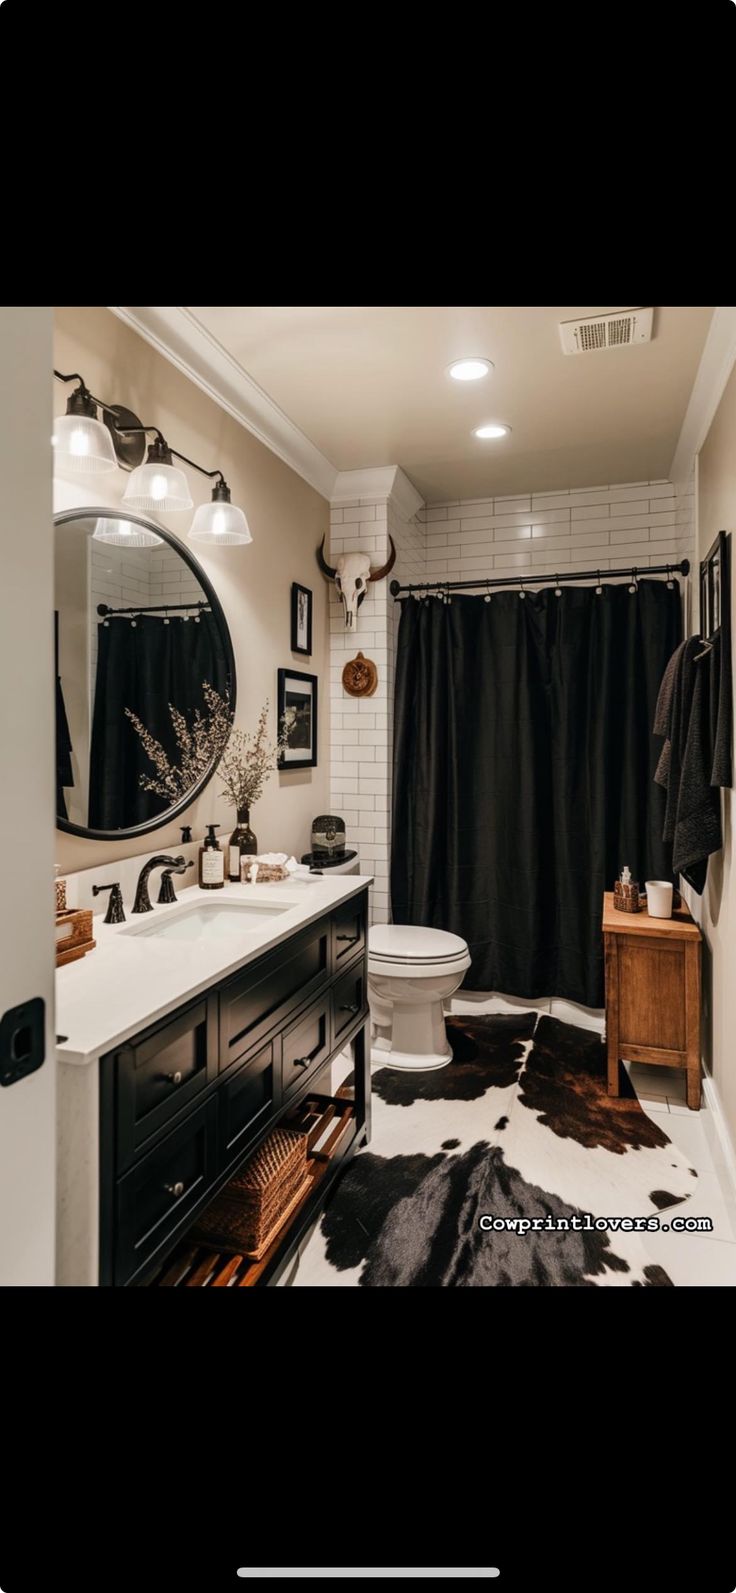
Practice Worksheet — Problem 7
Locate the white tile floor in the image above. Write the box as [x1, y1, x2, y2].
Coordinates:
[624, 1062, 736, 1286]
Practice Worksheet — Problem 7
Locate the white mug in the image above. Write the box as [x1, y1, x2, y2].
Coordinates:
[646, 880, 673, 918]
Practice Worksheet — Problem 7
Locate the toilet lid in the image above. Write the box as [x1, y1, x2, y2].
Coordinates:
[369, 924, 469, 963]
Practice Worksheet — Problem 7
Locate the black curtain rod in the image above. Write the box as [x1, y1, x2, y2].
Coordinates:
[96, 600, 211, 618]
[389, 559, 690, 598]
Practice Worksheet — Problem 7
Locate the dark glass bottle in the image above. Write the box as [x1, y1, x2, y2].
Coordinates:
[228, 808, 258, 882]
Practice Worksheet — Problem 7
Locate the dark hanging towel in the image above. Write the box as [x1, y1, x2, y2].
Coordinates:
[654, 630, 729, 893]
[88, 611, 227, 831]
[55, 671, 74, 821]
[391, 580, 682, 1009]
[55, 611, 74, 821]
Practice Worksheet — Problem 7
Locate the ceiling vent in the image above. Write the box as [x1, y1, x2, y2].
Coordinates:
[559, 307, 653, 355]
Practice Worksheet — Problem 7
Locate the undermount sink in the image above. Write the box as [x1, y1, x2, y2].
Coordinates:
[121, 899, 292, 943]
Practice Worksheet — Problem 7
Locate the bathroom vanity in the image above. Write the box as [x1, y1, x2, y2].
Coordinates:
[56, 874, 372, 1286]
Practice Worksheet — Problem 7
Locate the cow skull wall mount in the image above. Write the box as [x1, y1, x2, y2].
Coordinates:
[316, 535, 397, 630]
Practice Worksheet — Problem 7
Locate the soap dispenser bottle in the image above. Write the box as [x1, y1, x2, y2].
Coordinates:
[199, 824, 225, 890]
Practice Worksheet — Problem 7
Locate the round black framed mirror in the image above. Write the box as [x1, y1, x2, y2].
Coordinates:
[55, 507, 236, 840]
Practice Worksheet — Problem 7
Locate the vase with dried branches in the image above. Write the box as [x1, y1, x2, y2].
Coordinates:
[125, 686, 287, 879]
[216, 699, 289, 879]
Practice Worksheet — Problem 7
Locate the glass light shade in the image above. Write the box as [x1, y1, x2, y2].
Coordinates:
[123, 462, 193, 511]
[92, 517, 163, 548]
[52, 412, 118, 474]
[188, 500, 253, 545]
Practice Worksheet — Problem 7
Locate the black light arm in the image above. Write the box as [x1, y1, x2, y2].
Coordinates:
[110, 422, 229, 492]
[54, 369, 89, 390]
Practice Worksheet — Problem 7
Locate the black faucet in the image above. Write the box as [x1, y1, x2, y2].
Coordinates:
[92, 882, 125, 923]
[158, 859, 194, 904]
[132, 855, 187, 914]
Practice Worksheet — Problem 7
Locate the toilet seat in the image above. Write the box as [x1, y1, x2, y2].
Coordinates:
[368, 923, 470, 980]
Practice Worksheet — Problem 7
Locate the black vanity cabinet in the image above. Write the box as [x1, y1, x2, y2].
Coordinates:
[99, 888, 370, 1287]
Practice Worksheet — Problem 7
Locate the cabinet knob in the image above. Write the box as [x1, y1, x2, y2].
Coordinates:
[166, 1070, 183, 1085]
[165, 1180, 185, 1198]
[339, 1003, 360, 1013]
[293, 1056, 310, 1068]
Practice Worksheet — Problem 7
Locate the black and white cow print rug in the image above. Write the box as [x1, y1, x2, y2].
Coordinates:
[293, 1012, 697, 1287]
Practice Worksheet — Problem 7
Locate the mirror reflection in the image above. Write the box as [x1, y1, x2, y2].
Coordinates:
[55, 510, 233, 836]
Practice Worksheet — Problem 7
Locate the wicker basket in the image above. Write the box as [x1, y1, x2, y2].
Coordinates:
[192, 1127, 310, 1259]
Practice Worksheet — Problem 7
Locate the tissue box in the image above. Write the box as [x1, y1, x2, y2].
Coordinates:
[613, 880, 640, 913]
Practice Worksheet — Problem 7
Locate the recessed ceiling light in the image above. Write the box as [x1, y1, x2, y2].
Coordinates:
[473, 423, 511, 440]
[448, 358, 493, 382]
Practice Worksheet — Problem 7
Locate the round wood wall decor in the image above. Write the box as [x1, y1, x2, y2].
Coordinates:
[342, 650, 378, 697]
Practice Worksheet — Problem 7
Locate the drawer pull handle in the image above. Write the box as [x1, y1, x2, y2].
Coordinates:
[339, 1003, 360, 1013]
[337, 933, 360, 945]
[293, 1056, 311, 1069]
[165, 1070, 183, 1086]
[164, 1180, 185, 1199]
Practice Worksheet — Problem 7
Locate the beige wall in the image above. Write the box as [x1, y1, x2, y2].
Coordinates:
[54, 306, 330, 873]
[691, 361, 736, 1143]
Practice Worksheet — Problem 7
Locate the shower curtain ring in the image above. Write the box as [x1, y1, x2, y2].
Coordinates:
[518, 576, 526, 600]
[446, 582, 452, 605]
[595, 569, 603, 595]
[666, 564, 674, 589]
[484, 579, 491, 603]
[554, 572, 562, 597]
[629, 566, 638, 594]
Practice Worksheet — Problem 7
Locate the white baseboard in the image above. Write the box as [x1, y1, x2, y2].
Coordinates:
[701, 1073, 736, 1204]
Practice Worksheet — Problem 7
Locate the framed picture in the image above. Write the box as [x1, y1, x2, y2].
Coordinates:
[278, 668, 318, 769]
[291, 582, 313, 655]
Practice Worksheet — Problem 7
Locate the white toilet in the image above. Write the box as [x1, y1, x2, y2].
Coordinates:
[368, 924, 471, 1070]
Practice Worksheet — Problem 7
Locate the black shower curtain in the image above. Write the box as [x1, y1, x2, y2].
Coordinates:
[391, 581, 682, 1008]
[88, 611, 227, 831]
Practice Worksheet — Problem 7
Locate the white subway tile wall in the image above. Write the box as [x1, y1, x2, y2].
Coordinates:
[328, 493, 426, 924]
[418, 479, 692, 585]
[330, 477, 694, 926]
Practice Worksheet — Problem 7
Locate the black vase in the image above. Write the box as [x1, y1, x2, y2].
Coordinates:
[228, 807, 258, 882]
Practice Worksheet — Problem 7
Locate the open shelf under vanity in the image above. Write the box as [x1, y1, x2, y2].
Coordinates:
[144, 1091, 355, 1286]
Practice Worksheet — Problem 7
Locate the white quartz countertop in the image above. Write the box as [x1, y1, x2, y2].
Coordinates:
[56, 874, 373, 1067]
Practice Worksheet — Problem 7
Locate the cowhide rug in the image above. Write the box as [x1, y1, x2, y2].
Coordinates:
[293, 1012, 697, 1287]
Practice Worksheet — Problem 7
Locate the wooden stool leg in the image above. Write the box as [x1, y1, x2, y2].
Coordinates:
[686, 1065, 701, 1111]
[685, 941, 701, 1112]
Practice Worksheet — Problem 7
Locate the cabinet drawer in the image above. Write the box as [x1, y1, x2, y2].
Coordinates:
[115, 1100, 217, 1285]
[115, 998, 217, 1170]
[282, 996, 331, 1097]
[331, 895, 366, 971]
[220, 918, 330, 1072]
[332, 962, 367, 1046]
[219, 1041, 278, 1168]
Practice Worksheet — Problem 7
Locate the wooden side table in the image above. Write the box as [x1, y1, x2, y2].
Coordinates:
[602, 892, 702, 1111]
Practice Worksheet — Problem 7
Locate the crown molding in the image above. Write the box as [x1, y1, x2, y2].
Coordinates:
[108, 306, 338, 501]
[331, 464, 424, 520]
[669, 305, 736, 484]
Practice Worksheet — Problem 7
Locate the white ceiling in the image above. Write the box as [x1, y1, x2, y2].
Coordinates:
[186, 305, 714, 501]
